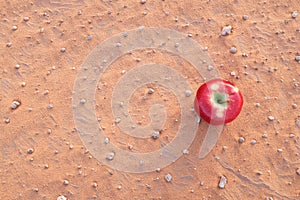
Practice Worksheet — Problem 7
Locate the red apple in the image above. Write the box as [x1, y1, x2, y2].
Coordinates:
[194, 78, 243, 125]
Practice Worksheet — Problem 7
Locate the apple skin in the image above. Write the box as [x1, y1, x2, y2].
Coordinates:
[194, 78, 243, 125]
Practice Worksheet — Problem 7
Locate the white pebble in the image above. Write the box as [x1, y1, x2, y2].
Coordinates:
[230, 71, 236, 76]
[12, 25, 18, 31]
[250, 139, 257, 145]
[106, 152, 115, 160]
[140, 0, 146, 4]
[207, 65, 214, 71]
[289, 134, 295, 138]
[148, 88, 154, 94]
[242, 15, 249, 20]
[182, 149, 189, 154]
[230, 47, 237, 54]
[115, 117, 121, 123]
[292, 104, 297, 109]
[57, 195, 67, 200]
[11, 101, 21, 109]
[121, 70, 126, 75]
[295, 56, 300, 61]
[185, 90, 192, 97]
[15, 64, 20, 69]
[277, 148, 283, 153]
[23, 17, 30, 22]
[292, 11, 298, 18]
[165, 174, 172, 182]
[268, 116, 275, 121]
[104, 137, 109, 144]
[296, 168, 300, 175]
[218, 176, 227, 189]
[238, 137, 245, 143]
[262, 133, 268, 138]
[152, 131, 160, 139]
[61, 48, 66, 52]
[221, 25, 232, 36]
[63, 180, 69, 185]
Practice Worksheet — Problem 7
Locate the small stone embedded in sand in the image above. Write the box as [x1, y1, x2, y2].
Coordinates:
[277, 148, 283, 153]
[15, 64, 20, 69]
[207, 65, 214, 71]
[61, 48, 66, 52]
[221, 25, 232, 36]
[11, 100, 21, 109]
[262, 133, 268, 138]
[140, 0, 146, 4]
[148, 88, 154, 94]
[230, 71, 236, 76]
[106, 152, 115, 160]
[295, 56, 300, 61]
[63, 180, 69, 185]
[6, 42, 12, 47]
[230, 47, 237, 54]
[4, 118, 10, 124]
[57, 195, 67, 200]
[182, 149, 189, 154]
[23, 17, 29, 22]
[292, 103, 297, 109]
[250, 139, 257, 145]
[115, 117, 121, 123]
[92, 182, 98, 188]
[27, 148, 34, 154]
[185, 90, 192, 97]
[268, 116, 275, 121]
[238, 137, 245, 143]
[87, 35, 92, 40]
[152, 131, 160, 139]
[165, 173, 172, 182]
[218, 176, 227, 189]
[292, 11, 298, 18]
[104, 137, 109, 144]
[296, 168, 300, 175]
[12, 25, 18, 31]
[242, 15, 249, 20]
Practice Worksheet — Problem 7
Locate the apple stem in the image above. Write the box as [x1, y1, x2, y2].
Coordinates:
[217, 99, 230, 104]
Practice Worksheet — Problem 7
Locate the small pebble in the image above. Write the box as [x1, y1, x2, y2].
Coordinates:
[87, 35, 92, 40]
[152, 131, 160, 139]
[256, 171, 263, 175]
[230, 47, 237, 54]
[47, 129, 52, 134]
[115, 117, 121, 123]
[106, 152, 115, 160]
[21, 82, 26, 87]
[104, 137, 109, 144]
[165, 174, 172, 182]
[61, 48, 66, 52]
[292, 11, 298, 18]
[295, 56, 300, 61]
[221, 25, 232, 36]
[140, 0, 146, 4]
[238, 137, 245, 143]
[250, 139, 257, 145]
[5, 118, 10, 124]
[222, 146, 228, 151]
[268, 116, 275, 121]
[292, 104, 297, 109]
[47, 104, 54, 109]
[23, 17, 30, 22]
[27, 148, 34, 154]
[57, 195, 67, 200]
[44, 90, 49, 95]
[230, 71, 236, 76]
[80, 98, 86, 104]
[296, 168, 300, 175]
[182, 149, 189, 154]
[121, 70, 126, 75]
[218, 176, 227, 189]
[242, 15, 249, 20]
[289, 134, 295, 138]
[116, 42, 122, 47]
[277, 148, 283, 153]
[12, 25, 18, 31]
[33, 188, 39, 192]
[10, 101, 21, 109]
[207, 65, 214, 71]
[6, 42, 12, 47]
[187, 33, 193, 37]
[256, 103, 260, 107]
[185, 90, 192, 97]
[175, 42, 179, 47]
[262, 133, 268, 138]
[92, 182, 98, 188]
[117, 185, 122, 190]
[148, 88, 154, 94]
[63, 180, 69, 185]
[15, 64, 20, 69]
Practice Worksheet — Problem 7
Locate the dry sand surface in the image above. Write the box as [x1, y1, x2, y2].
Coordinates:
[1, 0, 300, 199]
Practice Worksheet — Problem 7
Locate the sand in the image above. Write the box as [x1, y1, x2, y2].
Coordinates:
[0, 0, 299, 199]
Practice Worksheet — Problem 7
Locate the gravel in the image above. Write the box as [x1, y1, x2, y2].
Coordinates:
[218, 176, 227, 189]
[165, 173, 172, 182]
